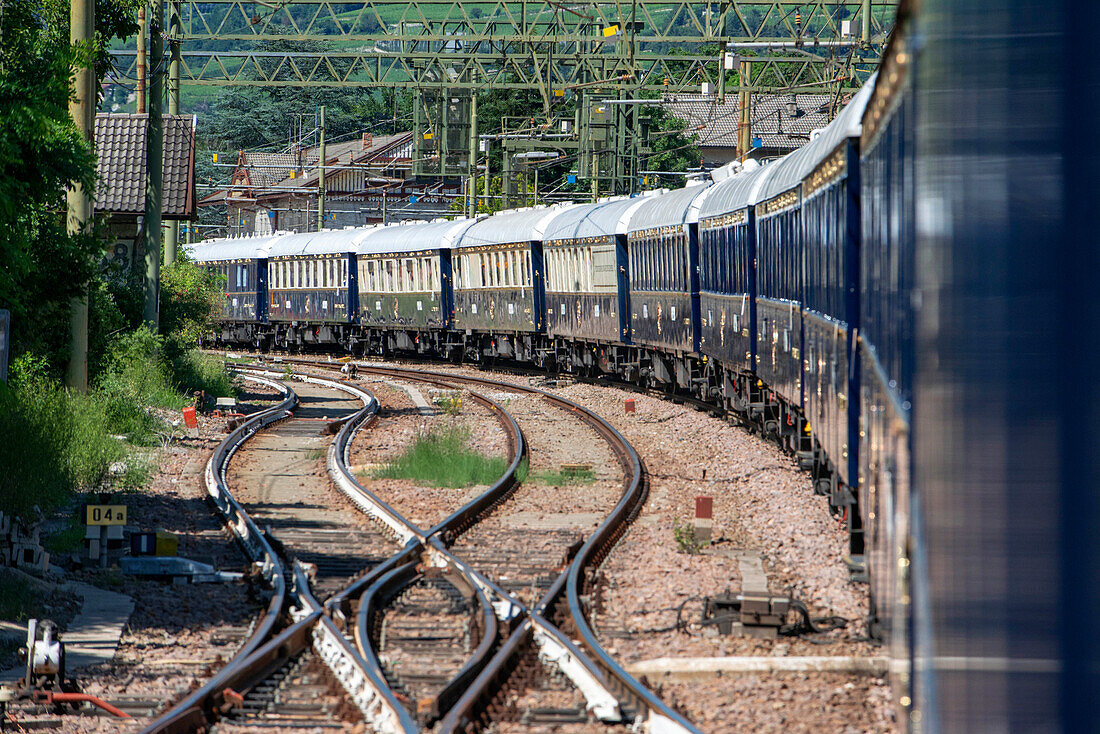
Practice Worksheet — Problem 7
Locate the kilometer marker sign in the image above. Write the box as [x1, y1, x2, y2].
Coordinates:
[86, 505, 127, 526]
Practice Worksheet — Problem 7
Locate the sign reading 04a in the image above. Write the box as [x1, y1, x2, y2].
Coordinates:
[86, 505, 127, 526]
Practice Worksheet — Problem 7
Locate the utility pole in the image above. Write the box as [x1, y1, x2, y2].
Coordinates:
[66, 0, 95, 390]
[467, 93, 478, 218]
[483, 139, 490, 214]
[136, 6, 146, 113]
[164, 0, 182, 267]
[144, 0, 164, 330]
[317, 106, 326, 231]
[738, 58, 752, 161]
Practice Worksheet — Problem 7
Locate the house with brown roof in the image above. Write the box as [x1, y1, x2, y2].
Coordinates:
[200, 131, 462, 235]
[662, 92, 848, 167]
[93, 113, 197, 272]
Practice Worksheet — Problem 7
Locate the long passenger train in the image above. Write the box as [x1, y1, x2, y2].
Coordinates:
[192, 0, 1100, 728]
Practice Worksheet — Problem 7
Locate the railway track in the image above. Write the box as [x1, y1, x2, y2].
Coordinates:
[269, 357, 700, 733]
[141, 357, 699, 734]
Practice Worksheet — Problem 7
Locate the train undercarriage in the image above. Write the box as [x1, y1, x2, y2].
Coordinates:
[209, 317, 866, 587]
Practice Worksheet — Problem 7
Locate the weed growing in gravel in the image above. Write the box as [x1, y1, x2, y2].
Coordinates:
[304, 447, 326, 461]
[672, 517, 706, 554]
[117, 454, 155, 491]
[373, 426, 507, 488]
[433, 391, 463, 415]
[533, 466, 596, 486]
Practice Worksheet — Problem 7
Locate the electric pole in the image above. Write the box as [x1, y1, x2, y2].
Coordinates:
[164, 0, 182, 267]
[66, 0, 95, 390]
[467, 93, 478, 218]
[144, 0, 164, 330]
[317, 106, 325, 232]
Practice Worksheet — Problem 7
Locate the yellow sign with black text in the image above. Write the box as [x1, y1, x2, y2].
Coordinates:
[86, 505, 127, 526]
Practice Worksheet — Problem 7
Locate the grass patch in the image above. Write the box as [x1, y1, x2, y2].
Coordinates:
[532, 466, 596, 486]
[171, 350, 237, 398]
[0, 374, 125, 518]
[116, 454, 155, 491]
[304, 447, 326, 461]
[372, 426, 508, 488]
[44, 523, 86, 555]
[0, 571, 42, 622]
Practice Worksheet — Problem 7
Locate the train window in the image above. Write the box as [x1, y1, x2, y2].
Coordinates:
[341, 259, 347, 288]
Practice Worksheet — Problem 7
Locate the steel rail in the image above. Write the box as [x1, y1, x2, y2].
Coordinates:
[252, 358, 700, 731]
[140, 375, 297, 734]
[251, 362, 526, 726]
[143, 371, 419, 734]
[335, 364, 702, 734]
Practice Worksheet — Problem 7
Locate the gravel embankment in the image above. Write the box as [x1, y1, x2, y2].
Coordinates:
[391, 362, 897, 733]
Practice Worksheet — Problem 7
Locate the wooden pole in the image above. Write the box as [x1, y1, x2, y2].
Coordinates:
[164, 0, 181, 267]
[143, 0, 164, 329]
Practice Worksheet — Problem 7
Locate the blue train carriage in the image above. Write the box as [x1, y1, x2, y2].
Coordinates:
[265, 228, 367, 349]
[539, 195, 654, 375]
[752, 141, 818, 452]
[625, 181, 712, 392]
[188, 233, 281, 346]
[797, 81, 876, 545]
[450, 205, 576, 364]
[857, 8, 915, 722]
[354, 218, 472, 357]
[695, 161, 777, 413]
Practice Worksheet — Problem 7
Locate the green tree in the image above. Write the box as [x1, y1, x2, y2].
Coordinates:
[0, 0, 139, 375]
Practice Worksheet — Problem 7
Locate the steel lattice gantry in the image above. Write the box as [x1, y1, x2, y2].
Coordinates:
[111, 1, 897, 200]
[113, 0, 896, 93]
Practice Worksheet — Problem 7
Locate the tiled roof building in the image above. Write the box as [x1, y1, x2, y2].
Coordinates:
[201, 131, 460, 235]
[93, 113, 196, 219]
[663, 92, 849, 166]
